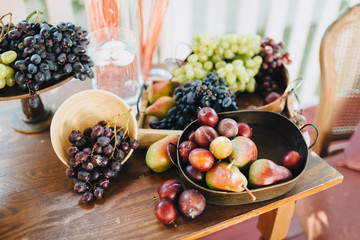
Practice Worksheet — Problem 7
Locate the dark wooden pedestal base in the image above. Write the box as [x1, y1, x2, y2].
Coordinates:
[10, 95, 54, 134]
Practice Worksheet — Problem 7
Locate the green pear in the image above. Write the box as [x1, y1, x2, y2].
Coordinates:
[148, 80, 173, 104]
[228, 136, 258, 169]
[145, 96, 176, 119]
[249, 159, 293, 187]
[145, 135, 179, 173]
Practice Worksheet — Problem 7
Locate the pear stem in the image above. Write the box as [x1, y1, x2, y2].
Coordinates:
[226, 160, 235, 170]
[243, 185, 256, 201]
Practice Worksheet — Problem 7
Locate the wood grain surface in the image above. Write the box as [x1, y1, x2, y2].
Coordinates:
[0, 79, 343, 240]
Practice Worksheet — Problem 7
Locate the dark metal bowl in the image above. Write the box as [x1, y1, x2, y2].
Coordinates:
[176, 110, 317, 206]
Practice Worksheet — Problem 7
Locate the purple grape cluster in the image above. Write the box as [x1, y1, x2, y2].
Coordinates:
[65, 121, 139, 204]
[255, 37, 291, 96]
[0, 19, 94, 107]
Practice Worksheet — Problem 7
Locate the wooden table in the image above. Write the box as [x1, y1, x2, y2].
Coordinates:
[0, 80, 343, 240]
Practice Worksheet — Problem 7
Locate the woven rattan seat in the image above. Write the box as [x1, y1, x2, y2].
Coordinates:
[313, 4, 360, 156]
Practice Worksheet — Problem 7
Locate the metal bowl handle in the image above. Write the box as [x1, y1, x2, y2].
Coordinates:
[285, 78, 303, 96]
[300, 123, 319, 149]
[167, 142, 179, 168]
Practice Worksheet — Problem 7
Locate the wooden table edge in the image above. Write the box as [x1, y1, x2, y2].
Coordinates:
[179, 175, 344, 240]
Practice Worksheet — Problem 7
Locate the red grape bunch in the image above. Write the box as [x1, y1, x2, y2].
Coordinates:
[0, 12, 94, 108]
[150, 72, 238, 130]
[255, 37, 291, 97]
[65, 112, 139, 204]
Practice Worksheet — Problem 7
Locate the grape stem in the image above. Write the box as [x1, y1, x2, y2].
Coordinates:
[105, 109, 132, 160]
[90, 142, 98, 157]
[0, 13, 12, 43]
[216, 46, 224, 60]
[227, 82, 245, 92]
[26, 10, 44, 23]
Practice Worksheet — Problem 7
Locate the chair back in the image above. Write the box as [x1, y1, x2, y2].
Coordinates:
[313, 4, 360, 156]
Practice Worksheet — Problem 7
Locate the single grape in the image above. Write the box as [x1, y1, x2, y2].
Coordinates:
[94, 187, 104, 200]
[91, 169, 101, 180]
[0, 78, 6, 89]
[81, 161, 94, 172]
[23, 36, 36, 47]
[103, 128, 113, 138]
[101, 157, 109, 166]
[1, 50, 17, 64]
[77, 170, 90, 182]
[74, 151, 88, 163]
[80, 191, 94, 204]
[75, 138, 87, 148]
[74, 181, 87, 193]
[103, 169, 117, 179]
[83, 147, 92, 155]
[129, 139, 139, 149]
[40, 28, 50, 38]
[6, 76, 15, 87]
[30, 54, 41, 65]
[65, 168, 76, 178]
[115, 149, 125, 161]
[0, 64, 6, 79]
[102, 144, 114, 156]
[29, 94, 40, 108]
[98, 177, 110, 189]
[91, 125, 104, 139]
[91, 155, 103, 167]
[83, 127, 92, 137]
[93, 144, 102, 154]
[34, 72, 45, 83]
[117, 128, 124, 137]
[69, 130, 82, 143]
[27, 63, 38, 74]
[73, 46, 86, 55]
[56, 53, 67, 65]
[111, 161, 122, 172]
[17, 20, 31, 31]
[69, 158, 79, 168]
[14, 60, 27, 71]
[97, 136, 110, 147]
[121, 142, 130, 152]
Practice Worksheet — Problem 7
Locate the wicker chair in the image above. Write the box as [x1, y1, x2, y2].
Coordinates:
[296, 4, 360, 240]
[312, 3, 360, 157]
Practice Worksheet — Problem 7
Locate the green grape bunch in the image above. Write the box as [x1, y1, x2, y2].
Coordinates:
[0, 50, 17, 89]
[171, 34, 263, 93]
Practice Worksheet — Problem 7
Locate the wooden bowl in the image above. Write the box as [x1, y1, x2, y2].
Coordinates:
[50, 89, 138, 167]
[235, 65, 290, 113]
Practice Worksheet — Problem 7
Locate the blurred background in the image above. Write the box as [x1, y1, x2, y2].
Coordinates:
[1, 0, 359, 108]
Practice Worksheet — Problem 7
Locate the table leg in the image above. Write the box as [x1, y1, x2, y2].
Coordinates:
[257, 201, 296, 240]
